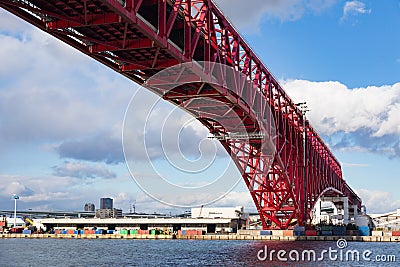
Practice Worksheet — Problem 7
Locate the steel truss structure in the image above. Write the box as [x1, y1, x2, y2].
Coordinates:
[1, 0, 361, 229]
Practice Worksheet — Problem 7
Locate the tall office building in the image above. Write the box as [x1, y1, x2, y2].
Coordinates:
[100, 198, 113, 210]
[84, 203, 95, 212]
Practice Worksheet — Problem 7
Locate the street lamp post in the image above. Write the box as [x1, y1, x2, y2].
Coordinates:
[12, 194, 19, 228]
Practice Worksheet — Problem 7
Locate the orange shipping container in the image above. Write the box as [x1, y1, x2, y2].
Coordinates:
[283, 230, 294, 236]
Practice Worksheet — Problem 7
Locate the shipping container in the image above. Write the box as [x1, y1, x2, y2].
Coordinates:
[358, 226, 370, 236]
[305, 230, 317, 236]
[332, 226, 346, 236]
[321, 225, 333, 231]
[271, 230, 284, 236]
[294, 226, 305, 232]
[392, 231, 400, 236]
[294, 231, 305, 236]
[321, 230, 332, 236]
[22, 230, 32, 234]
[283, 230, 294, 236]
[260, 230, 272, 236]
[371, 231, 383, 236]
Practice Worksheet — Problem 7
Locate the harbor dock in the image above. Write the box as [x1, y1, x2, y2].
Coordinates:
[1, 233, 399, 242]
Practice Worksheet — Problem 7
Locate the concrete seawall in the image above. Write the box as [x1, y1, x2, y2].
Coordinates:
[1, 234, 399, 242]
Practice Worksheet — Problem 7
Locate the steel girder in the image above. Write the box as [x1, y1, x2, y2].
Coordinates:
[0, 0, 362, 229]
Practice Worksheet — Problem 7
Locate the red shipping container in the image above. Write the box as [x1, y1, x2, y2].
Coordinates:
[392, 231, 400, 236]
[0, 221, 5, 227]
[55, 230, 61, 234]
[305, 230, 317, 236]
[178, 230, 182, 235]
[67, 230, 75, 234]
[197, 230, 202, 235]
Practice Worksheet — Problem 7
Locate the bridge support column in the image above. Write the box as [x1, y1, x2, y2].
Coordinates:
[343, 197, 349, 225]
[312, 199, 322, 224]
[351, 204, 358, 223]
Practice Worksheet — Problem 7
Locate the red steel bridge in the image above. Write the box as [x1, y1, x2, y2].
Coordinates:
[1, 0, 362, 229]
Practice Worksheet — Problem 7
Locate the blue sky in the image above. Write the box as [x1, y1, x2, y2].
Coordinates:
[0, 0, 399, 214]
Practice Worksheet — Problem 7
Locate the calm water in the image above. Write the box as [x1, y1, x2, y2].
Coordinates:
[0, 239, 399, 266]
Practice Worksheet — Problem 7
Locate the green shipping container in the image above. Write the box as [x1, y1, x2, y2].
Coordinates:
[130, 230, 138, 235]
[150, 230, 156, 235]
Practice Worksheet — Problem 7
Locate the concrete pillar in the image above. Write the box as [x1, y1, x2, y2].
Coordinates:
[313, 199, 322, 224]
[353, 205, 358, 221]
[343, 197, 349, 225]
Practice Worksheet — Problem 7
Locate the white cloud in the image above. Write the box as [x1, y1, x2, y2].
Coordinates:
[214, 0, 337, 32]
[0, 9, 32, 33]
[341, 1, 371, 22]
[283, 80, 400, 135]
[283, 80, 400, 156]
[356, 189, 400, 214]
[341, 162, 368, 168]
[52, 161, 116, 179]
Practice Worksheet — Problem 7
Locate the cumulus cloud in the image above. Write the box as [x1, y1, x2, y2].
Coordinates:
[0, 26, 134, 145]
[0, 174, 81, 210]
[356, 189, 400, 214]
[56, 133, 124, 164]
[52, 161, 116, 179]
[283, 80, 400, 157]
[341, 1, 371, 22]
[214, 0, 337, 31]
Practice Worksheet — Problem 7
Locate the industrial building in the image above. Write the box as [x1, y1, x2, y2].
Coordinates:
[33, 207, 247, 234]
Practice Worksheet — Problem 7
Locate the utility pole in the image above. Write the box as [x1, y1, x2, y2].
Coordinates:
[296, 102, 309, 226]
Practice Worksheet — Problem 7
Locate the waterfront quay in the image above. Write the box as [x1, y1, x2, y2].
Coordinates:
[2, 233, 399, 242]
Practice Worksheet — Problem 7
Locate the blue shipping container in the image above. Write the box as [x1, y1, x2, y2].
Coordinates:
[260, 230, 272, 236]
[333, 226, 346, 236]
[294, 231, 305, 236]
[358, 226, 370, 236]
[294, 226, 306, 232]
[321, 230, 332, 236]
[22, 230, 31, 234]
[107, 230, 114, 234]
